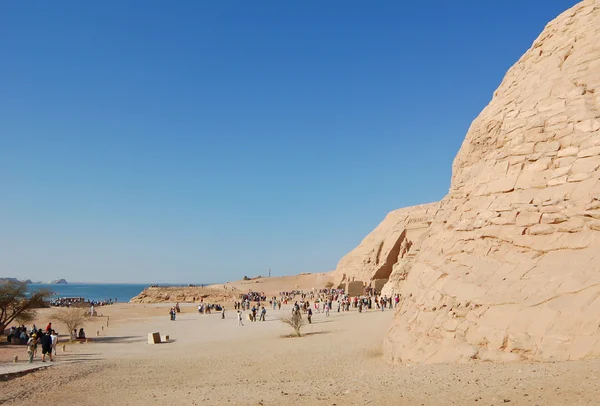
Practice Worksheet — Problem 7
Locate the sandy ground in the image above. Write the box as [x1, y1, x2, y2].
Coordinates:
[2, 303, 600, 406]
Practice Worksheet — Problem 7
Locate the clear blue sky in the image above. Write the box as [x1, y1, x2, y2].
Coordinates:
[0, 0, 579, 283]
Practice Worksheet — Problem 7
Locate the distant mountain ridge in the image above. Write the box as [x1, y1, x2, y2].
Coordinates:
[0, 278, 68, 284]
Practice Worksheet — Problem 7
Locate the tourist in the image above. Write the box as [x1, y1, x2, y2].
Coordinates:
[221, 306, 226, 320]
[237, 310, 244, 326]
[72, 329, 77, 341]
[175, 302, 180, 313]
[78, 328, 86, 339]
[34, 330, 42, 357]
[307, 308, 313, 324]
[41, 331, 53, 362]
[26, 334, 37, 363]
[45, 322, 52, 333]
[325, 303, 330, 316]
[90, 305, 95, 317]
[259, 306, 266, 321]
[51, 330, 59, 355]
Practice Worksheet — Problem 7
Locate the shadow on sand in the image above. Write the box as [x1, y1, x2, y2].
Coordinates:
[89, 335, 146, 344]
[280, 331, 330, 339]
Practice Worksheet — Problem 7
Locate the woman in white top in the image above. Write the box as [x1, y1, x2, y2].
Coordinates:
[51, 331, 59, 355]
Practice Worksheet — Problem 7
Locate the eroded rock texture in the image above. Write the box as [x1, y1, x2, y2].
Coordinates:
[371, 1, 600, 363]
[330, 203, 440, 294]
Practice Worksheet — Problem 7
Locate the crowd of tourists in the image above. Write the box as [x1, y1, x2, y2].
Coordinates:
[164, 287, 401, 326]
[50, 297, 117, 307]
[6, 323, 60, 363]
[197, 302, 224, 314]
[239, 291, 266, 302]
[168, 301, 226, 320]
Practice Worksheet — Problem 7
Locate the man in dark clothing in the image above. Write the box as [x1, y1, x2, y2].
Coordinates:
[40, 332, 53, 362]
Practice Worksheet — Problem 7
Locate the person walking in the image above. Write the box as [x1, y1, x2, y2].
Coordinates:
[41, 331, 53, 362]
[325, 303, 330, 317]
[237, 310, 244, 326]
[26, 334, 37, 363]
[51, 330, 58, 356]
[221, 306, 226, 320]
[307, 308, 313, 324]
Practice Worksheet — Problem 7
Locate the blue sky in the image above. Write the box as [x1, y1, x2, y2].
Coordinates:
[0, 0, 579, 283]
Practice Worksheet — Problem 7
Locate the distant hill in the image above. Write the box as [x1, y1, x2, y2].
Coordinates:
[0, 278, 68, 284]
[0, 277, 21, 283]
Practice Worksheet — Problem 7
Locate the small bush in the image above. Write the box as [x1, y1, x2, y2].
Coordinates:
[281, 312, 306, 337]
[52, 308, 88, 340]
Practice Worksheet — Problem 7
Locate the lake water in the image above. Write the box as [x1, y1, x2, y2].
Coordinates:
[27, 283, 150, 303]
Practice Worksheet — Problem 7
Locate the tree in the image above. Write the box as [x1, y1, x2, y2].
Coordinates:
[281, 311, 306, 337]
[52, 308, 88, 340]
[0, 281, 51, 333]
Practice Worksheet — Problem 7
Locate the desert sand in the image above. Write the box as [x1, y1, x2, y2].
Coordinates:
[3, 301, 600, 406]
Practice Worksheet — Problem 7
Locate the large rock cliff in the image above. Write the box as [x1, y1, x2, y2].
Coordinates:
[334, 0, 600, 363]
[383, 0, 600, 363]
[330, 202, 440, 294]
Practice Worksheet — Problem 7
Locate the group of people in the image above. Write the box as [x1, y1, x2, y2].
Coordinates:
[197, 302, 223, 314]
[239, 291, 266, 303]
[166, 288, 402, 326]
[23, 323, 59, 363]
[71, 328, 86, 340]
[168, 302, 228, 321]
[50, 297, 117, 308]
[6, 325, 31, 344]
[169, 306, 178, 320]
[235, 305, 266, 325]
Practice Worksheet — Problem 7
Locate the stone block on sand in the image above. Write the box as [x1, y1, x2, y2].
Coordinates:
[148, 332, 161, 344]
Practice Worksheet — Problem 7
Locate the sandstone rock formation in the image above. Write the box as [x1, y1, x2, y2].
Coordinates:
[330, 203, 440, 295]
[130, 286, 235, 304]
[337, 0, 600, 363]
[385, 0, 600, 363]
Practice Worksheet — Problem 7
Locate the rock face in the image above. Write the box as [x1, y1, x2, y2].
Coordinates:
[331, 203, 440, 294]
[130, 286, 235, 304]
[334, 0, 600, 363]
[383, 0, 600, 363]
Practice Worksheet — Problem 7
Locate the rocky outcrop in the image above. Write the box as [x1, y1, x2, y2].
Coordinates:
[379, 0, 600, 364]
[130, 286, 235, 304]
[330, 203, 440, 293]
